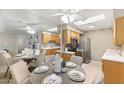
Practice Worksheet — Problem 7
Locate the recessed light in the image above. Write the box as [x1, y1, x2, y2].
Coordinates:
[47, 27, 57, 31]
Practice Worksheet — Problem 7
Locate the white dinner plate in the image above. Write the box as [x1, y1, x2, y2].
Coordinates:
[42, 74, 63, 84]
[67, 70, 86, 82]
[33, 65, 49, 74]
[66, 61, 77, 68]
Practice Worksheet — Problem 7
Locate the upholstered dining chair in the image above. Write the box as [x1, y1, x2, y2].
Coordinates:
[0, 52, 21, 78]
[35, 49, 55, 66]
[10, 61, 31, 84]
[35, 49, 47, 66]
[70, 55, 83, 66]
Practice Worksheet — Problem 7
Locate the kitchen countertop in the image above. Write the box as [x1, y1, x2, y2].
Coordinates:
[41, 46, 60, 50]
[102, 49, 124, 63]
[56, 50, 75, 54]
[62, 51, 75, 54]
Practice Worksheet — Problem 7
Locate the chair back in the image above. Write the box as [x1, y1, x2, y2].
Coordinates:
[10, 61, 31, 84]
[0, 53, 12, 66]
[0, 52, 8, 66]
[36, 49, 47, 65]
[70, 55, 83, 66]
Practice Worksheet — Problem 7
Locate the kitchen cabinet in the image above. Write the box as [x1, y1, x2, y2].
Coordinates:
[62, 52, 75, 61]
[42, 47, 60, 55]
[42, 33, 59, 44]
[113, 17, 124, 45]
[102, 60, 124, 84]
[46, 48, 59, 55]
[62, 29, 80, 45]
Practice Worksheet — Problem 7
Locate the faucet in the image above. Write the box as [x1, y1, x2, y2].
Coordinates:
[117, 45, 123, 56]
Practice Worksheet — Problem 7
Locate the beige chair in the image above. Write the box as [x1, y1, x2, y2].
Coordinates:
[35, 49, 55, 66]
[10, 61, 31, 84]
[35, 49, 47, 66]
[1, 52, 21, 66]
[0, 52, 21, 78]
[70, 55, 83, 66]
[45, 55, 55, 64]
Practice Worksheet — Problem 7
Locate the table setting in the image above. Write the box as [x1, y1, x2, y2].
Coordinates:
[31, 54, 86, 84]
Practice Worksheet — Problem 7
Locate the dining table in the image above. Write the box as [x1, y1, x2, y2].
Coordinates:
[15, 54, 37, 64]
[30, 61, 104, 84]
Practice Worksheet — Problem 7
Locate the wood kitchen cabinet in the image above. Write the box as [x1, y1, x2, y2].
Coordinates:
[62, 52, 75, 61]
[113, 17, 124, 45]
[62, 29, 80, 45]
[42, 33, 59, 44]
[46, 48, 59, 55]
[102, 60, 124, 84]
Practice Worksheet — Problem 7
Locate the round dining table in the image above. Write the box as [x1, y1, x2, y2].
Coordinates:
[31, 62, 86, 84]
[31, 61, 104, 84]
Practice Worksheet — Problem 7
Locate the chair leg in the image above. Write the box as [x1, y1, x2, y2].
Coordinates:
[4, 67, 9, 79]
[7, 74, 11, 84]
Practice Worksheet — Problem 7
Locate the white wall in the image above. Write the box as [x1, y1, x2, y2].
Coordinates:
[0, 32, 28, 55]
[84, 29, 116, 61]
[113, 9, 124, 18]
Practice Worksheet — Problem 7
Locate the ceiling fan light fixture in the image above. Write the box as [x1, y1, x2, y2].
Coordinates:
[61, 15, 74, 23]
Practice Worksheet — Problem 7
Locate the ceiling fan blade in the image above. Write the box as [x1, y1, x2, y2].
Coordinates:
[74, 14, 106, 26]
[70, 9, 82, 13]
[71, 14, 87, 21]
[16, 28, 27, 30]
[50, 13, 63, 16]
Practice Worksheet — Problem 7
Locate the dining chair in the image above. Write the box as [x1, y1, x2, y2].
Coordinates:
[10, 61, 31, 84]
[45, 55, 55, 64]
[70, 55, 83, 66]
[35, 49, 47, 66]
[35, 49, 55, 66]
[0, 52, 21, 78]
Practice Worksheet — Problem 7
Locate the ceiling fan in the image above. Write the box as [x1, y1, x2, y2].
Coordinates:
[50, 9, 106, 29]
[50, 9, 84, 23]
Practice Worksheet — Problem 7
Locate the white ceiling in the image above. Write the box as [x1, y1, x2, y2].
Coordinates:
[0, 9, 113, 33]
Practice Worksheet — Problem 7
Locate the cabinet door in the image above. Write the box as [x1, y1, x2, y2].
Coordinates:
[46, 49, 58, 55]
[53, 35, 59, 43]
[71, 31, 76, 38]
[114, 17, 124, 45]
[76, 33, 80, 43]
[102, 60, 124, 84]
[42, 34, 51, 43]
[62, 53, 74, 61]
[42, 34, 59, 44]
[67, 30, 71, 44]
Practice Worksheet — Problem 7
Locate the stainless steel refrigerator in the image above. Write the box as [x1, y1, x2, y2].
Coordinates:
[79, 36, 91, 63]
